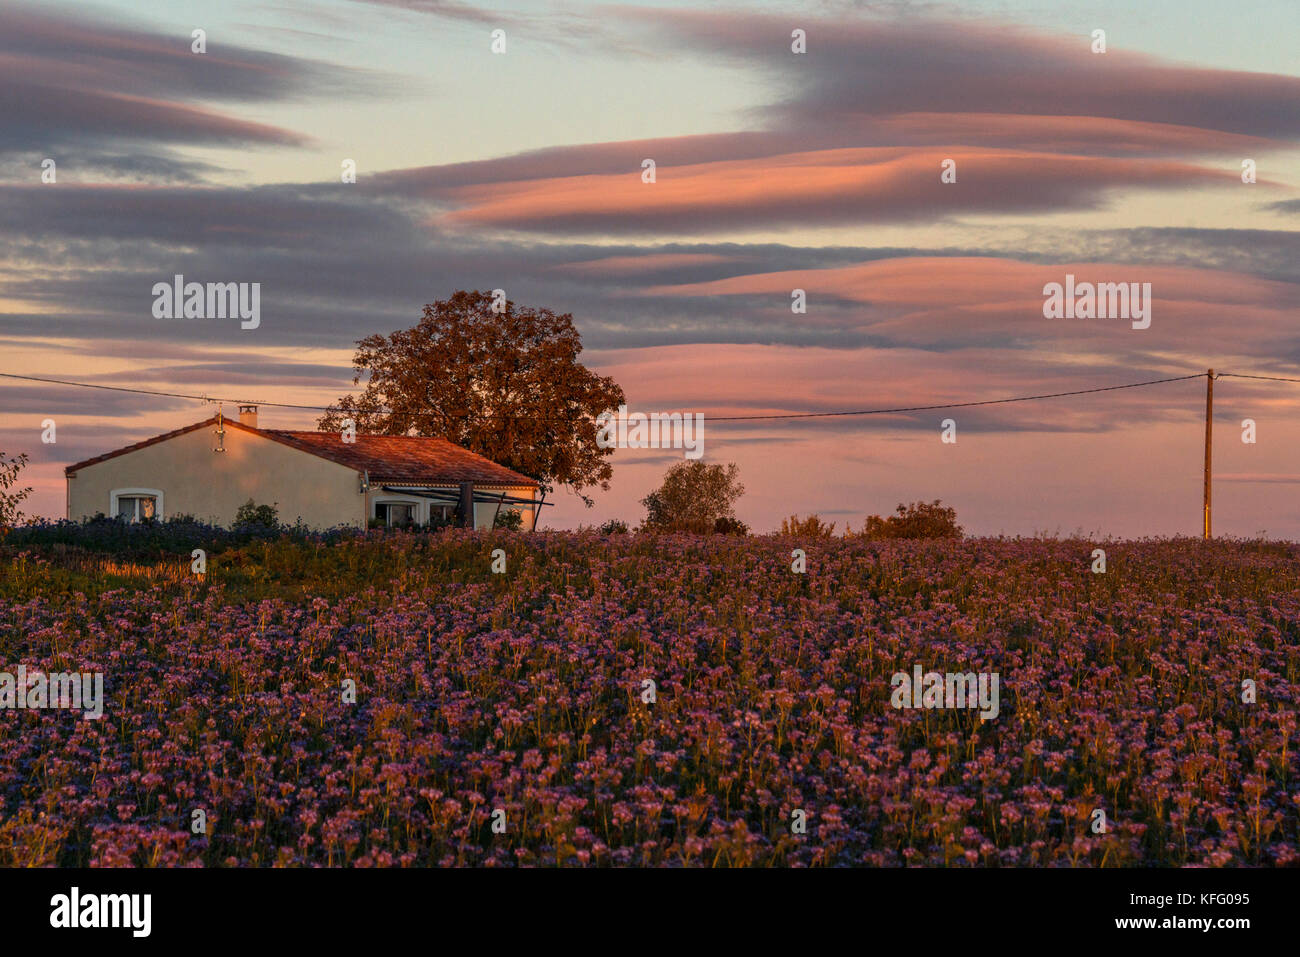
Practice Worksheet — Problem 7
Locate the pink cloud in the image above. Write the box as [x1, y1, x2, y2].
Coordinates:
[553, 253, 740, 276]
[436, 148, 1235, 233]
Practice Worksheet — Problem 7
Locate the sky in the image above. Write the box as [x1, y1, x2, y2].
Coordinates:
[2, 0, 1299, 536]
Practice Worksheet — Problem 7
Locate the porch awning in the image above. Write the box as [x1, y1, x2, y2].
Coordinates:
[379, 485, 552, 508]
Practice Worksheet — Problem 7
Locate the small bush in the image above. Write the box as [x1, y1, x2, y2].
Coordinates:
[713, 516, 749, 536]
[780, 514, 836, 538]
[493, 509, 524, 531]
[598, 519, 629, 535]
[0, 451, 32, 539]
[234, 499, 280, 529]
[857, 500, 962, 540]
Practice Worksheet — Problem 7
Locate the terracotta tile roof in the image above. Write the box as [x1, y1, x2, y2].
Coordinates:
[265, 429, 537, 486]
[66, 416, 538, 487]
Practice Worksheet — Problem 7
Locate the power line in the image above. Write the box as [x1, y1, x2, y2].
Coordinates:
[1218, 372, 1300, 384]
[706, 374, 1203, 421]
[0, 368, 1292, 424]
[0, 373, 317, 410]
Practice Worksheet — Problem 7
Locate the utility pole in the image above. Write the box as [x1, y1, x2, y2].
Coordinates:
[1203, 368, 1213, 539]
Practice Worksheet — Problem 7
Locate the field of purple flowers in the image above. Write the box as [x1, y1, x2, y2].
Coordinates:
[1, 531, 1297, 867]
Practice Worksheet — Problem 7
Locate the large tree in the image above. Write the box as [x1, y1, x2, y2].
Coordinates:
[318, 290, 624, 506]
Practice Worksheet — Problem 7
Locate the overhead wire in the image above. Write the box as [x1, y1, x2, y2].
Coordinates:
[0, 369, 1242, 424]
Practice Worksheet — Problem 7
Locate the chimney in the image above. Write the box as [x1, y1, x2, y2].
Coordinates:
[238, 404, 258, 428]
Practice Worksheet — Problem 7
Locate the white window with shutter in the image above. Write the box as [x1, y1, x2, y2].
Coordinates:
[110, 488, 164, 522]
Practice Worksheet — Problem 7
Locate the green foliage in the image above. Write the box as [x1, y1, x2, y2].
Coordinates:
[234, 499, 280, 529]
[640, 461, 746, 534]
[712, 516, 749, 536]
[598, 519, 629, 535]
[780, 514, 836, 538]
[1, 516, 349, 579]
[0, 451, 32, 539]
[493, 508, 524, 531]
[858, 500, 962, 540]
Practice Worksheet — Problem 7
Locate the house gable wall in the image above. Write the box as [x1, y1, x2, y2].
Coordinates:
[67, 421, 364, 528]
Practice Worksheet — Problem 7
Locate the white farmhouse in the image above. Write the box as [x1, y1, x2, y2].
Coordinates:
[65, 406, 542, 530]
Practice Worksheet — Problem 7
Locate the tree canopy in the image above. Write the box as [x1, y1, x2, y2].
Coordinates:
[319, 290, 624, 506]
[640, 461, 746, 534]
